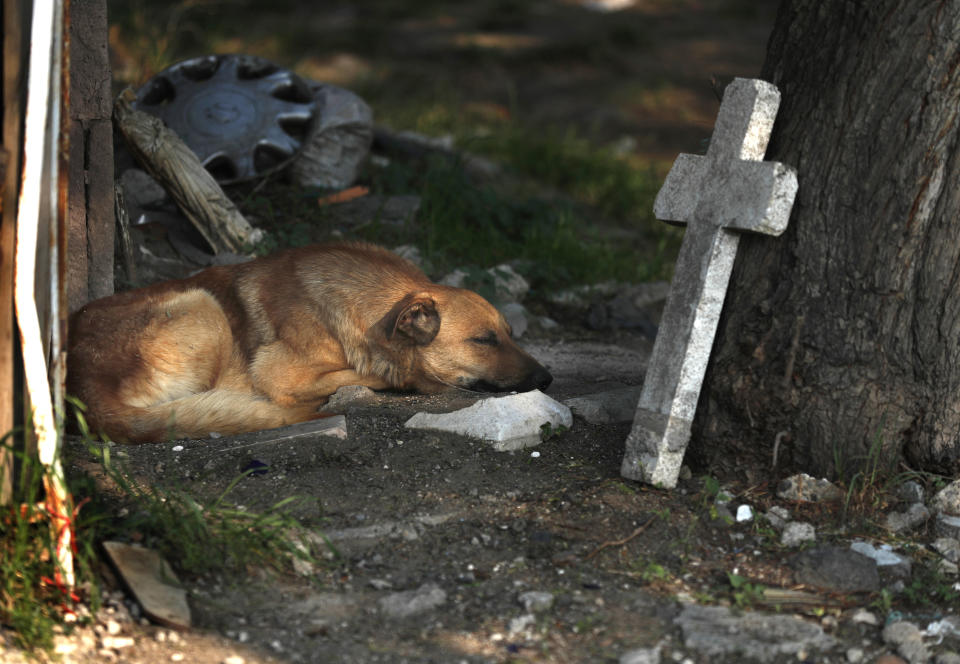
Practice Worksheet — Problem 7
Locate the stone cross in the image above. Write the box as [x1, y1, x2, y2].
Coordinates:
[621, 78, 798, 488]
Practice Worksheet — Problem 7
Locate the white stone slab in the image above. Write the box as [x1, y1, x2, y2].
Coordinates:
[404, 390, 572, 451]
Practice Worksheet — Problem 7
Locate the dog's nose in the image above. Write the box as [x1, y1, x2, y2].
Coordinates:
[531, 366, 553, 391]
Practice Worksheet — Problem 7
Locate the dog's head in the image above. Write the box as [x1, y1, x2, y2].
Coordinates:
[377, 287, 552, 394]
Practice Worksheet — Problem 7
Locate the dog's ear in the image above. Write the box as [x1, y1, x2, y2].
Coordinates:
[382, 294, 440, 345]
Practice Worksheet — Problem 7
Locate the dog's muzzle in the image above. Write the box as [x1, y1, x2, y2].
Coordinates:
[468, 365, 553, 393]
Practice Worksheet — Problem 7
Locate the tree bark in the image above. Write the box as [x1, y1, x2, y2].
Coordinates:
[692, 0, 960, 479]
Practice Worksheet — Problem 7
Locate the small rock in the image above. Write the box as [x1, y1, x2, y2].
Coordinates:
[585, 284, 661, 337]
[489, 264, 530, 302]
[499, 302, 529, 339]
[932, 479, 960, 516]
[676, 603, 835, 660]
[563, 386, 643, 425]
[765, 506, 790, 530]
[846, 647, 865, 663]
[781, 522, 815, 547]
[850, 608, 879, 626]
[789, 546, 880, 592]
[548, 281, 620, 308]
[222, 657, 246, 664]
[776, 473, 842, 502]
[319, 385, 376, 413]
[100, 636, 135, 650]
[898, 480, 924, 504]
[938, 559, 959, 576]
[850, 541, 911, 578]
[440, 264, 529, 303]
[932, 537, 960, 563]
[736, 505, 754, 523]
[884, 502, 930, 533]
[119, 168, 167, 214]
[404, 390, 572, 451]
[936, 653, 960, 664]
[378, 583, 446, 619]
[935, 512, 960, 539]
[518, 591, 554, 613]
[290, 82, 372, 190]
[619, 646, 661, 664]
[392, 244, 422, 267]
[369, 579, 393, 590]
[102, 542, 191, 629]
[882, 621, 929, 664]
[508, 613, 536, 635]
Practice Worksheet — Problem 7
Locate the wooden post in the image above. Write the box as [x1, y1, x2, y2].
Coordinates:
[0, 0, 27, 506]
[66, 0, 113, 314]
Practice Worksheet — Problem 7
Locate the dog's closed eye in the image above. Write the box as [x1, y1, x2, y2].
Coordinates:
[469, 331, 500, 347]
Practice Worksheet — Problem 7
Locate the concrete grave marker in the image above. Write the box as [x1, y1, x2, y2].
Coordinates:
[621, 78, 798, 488]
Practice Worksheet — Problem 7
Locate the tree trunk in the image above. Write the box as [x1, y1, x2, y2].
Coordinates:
[691, 0, 960, 480]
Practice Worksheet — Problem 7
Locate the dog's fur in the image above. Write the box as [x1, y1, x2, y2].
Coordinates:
[67, 242, 552, 442]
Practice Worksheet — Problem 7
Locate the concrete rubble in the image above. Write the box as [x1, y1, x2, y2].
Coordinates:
[404, 389, 573, 451]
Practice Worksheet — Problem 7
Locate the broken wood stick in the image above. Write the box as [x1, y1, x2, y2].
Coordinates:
[112, 88, 262, 254]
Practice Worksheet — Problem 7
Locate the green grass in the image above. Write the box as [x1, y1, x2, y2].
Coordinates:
[0, 406, 327, 653]
[0, 437, 100, 651]
[234, 149, 676, 294]
[68, 401, 324, 577]
[88, 444, 321, 576]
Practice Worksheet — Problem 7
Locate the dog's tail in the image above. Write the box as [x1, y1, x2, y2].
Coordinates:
[89, 390, 326, 443]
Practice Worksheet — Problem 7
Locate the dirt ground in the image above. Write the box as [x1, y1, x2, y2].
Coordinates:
[9, 1, 960, 663]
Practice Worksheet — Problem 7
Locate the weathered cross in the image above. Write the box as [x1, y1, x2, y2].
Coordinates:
[621, 78, 798, 488]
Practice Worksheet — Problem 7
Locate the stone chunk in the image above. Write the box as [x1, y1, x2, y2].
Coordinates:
[499, 302, 529, 339]
[289, 82, 373, 190]
[882, 621, 929, 664]
[440, 263, 530, 303]
[518, 591, 554, 613]
[781, 521, 816, 547]
[932, 537, 960, 563]
[935, 512, 960, 539]
[564, 387, 643, 425]
[676, 603, 835, 660]
[119, 168, 167, 217]
[404, 390, 572, 451]
[102, 542, 190, 629]
[776, 473, 842, 503]
[319, 385, 377, 413]
[788, 546, 880, 592]
[898, 480, 924, 504]
[849, 541, 911, 578]
[764, 506, 790, 530]
[933, 479, 960, 516]
[884, 503, 930, 533]
[378, 583, 446, 619]
[619, 647, 661, 664]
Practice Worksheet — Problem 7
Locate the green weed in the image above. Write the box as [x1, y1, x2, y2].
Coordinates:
[83, 442, 320, 576]
[837, 420, 901, 522]
[727, 572, 766, 609]
[901, 563, 960, 608]
[365, 155, 668, 289]
[0, 436, 100, 651]
[70, 399, 326, 577]
[638, 561, 671, 583]
[539, 422, 570, 442]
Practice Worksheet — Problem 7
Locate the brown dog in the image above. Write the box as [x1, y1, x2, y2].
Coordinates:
[67, 242, 552, 442]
